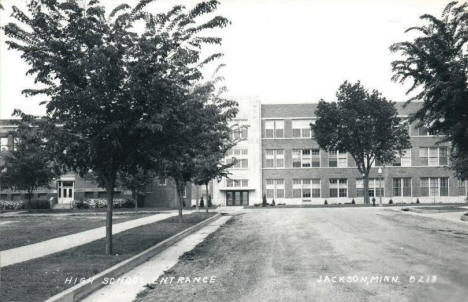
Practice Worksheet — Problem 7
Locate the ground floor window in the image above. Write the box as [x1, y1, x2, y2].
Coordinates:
[457, 180, 466, 196]
[356, 178, 384, 197]
[265, 179, 284, 199]
[292, 179, 321, 199]
[420, 177, 449, 196]
[329, 178, 347, 197]
[392, 178, 412, 197]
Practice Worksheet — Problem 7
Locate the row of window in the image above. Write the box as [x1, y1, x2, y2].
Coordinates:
[264, 148, 448, 168]
[226, 179, 249, 188]
[264, 177, 465, 199]
[263, 120, 442, 139]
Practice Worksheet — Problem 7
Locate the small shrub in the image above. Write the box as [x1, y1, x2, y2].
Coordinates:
[416, 198, 420, 204]
[262, 194, 267, 207]
[351, 198, 355, 204]
[200, 196, 204, 208]
[389, 199, 393, 205]
[271, 199, 275, 206]
[0, 200, 25, 210]
[324, 200, 328, 205]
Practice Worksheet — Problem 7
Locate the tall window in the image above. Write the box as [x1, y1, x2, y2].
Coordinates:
[419, 147, 448, 166]
[1, 137, 8, 151]
[292, 179, 321, 199]
[227, 179, 249, 188]
[226, 148, 248, 169]
[265, 179, 284, 199]
[264, 149, 284, 168]
[420, 177, 449, 196]
[329, 178, 347, 197]
[392, 178, 412, 196]
[264, 120, 284, 138]
[457, 180, 466, 196]
[292, 120, 312, 138]
[356, 178, 384, 197]
[393, 149, 411, 167]
[231, 124, 248, 141]
[328, 150, 347, 167]
[292, 149, 320, 168]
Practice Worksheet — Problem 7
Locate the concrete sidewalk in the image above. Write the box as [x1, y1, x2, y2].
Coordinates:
[81, 215, 231, 302]
[0, 212, 178, 267]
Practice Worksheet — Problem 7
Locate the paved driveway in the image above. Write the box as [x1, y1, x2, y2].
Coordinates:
[136, 207, 468, 302]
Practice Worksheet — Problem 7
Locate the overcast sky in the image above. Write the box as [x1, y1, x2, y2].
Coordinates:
[0, 0, 448, 118]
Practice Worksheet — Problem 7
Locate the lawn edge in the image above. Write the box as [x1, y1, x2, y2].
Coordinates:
[44, 212, 222, 302]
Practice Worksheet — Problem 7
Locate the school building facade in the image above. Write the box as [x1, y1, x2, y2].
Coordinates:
[211, 100, 467, 206]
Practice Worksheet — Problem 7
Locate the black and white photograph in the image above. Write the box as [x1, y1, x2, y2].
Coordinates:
[0, 0, 467, 301]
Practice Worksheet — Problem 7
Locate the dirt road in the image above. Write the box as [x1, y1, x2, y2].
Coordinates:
[135, 208, 468, 302]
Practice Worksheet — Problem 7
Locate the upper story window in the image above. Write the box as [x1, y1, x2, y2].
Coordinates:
[328, 150, 347, 167]
[292, 120, 312, 138]
[393, 149, 412, 167]
[158, 177, 167, 186]
[264, 149, 284, 168]
[419, 147, 448, 166]
[231, 125, 248, 141]
[226, 148, 248, 169]
[292, 149, 320, 168]
[416, 125, 439, 136]
[1, 137, 9, 151]
[264, 120, 284, 138]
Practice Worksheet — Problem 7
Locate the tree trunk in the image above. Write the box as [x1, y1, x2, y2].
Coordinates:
[174, 179, 184, 222]
[205, 183, 210, 213]
[363, 174, 370, 205]
[132, 189, 138, 212]
[196, 187, 199, 212]
[27, 189, 32, 210]
[105, 179, 115, 255]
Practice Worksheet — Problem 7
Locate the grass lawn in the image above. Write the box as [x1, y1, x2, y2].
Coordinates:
[1, 212, 215, 302]
[0, 213, 153, 250]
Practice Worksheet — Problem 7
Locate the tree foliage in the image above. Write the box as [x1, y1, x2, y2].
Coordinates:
[313, 81, 411, 204]
[0, 113, 56, 208]
[3, 0, 231, 253]
[390, 1, 468, 179]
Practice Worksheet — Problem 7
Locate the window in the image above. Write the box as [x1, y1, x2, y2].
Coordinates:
[329, 178, 347, 197]
[292, 149, 320, 168]
[265, 179, 284, 199]
[1, 137, 8, 151]
[231, 124, 249, 141]
[264, 120, 284, 138]
[227, 148, 249, 169]
[226, 179, 249, 188]
[457, 180, 466, 196]
[419, 147, 449, 166]
[264, 149, 284, 168]
[292, 179, 321, 200]
[392, 178, 412, 196]
[417, 125, 439, 136]
[328, 150, 347, 167]
[420, 177, 449, 196]
[393, 149, 411, 167]
[158, 177, 167, 186]
[292, 120, 312, 138]
[356, 178, 384, 197]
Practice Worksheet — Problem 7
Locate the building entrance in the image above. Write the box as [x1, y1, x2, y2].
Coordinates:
[226, 190, 249, 206]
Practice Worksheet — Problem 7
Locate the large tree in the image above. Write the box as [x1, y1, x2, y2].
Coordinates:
[390, 1, 468, 180]
[0, 114, 56, 209]
[4, 0, 230, 254]
[313, 81, 411, 204]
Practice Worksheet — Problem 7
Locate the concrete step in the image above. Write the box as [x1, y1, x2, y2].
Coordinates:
[52, 203, 73, 209]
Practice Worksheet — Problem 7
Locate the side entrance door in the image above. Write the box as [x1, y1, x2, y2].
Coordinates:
[58, 181, 74, 203]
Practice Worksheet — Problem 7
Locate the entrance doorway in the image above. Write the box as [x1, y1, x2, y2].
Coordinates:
[226, 190, 249, 206]
[58, 181, 74, 203]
